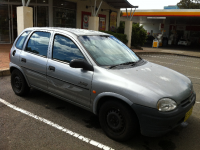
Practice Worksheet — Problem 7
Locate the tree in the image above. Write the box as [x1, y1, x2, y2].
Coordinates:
[177, 0, 200, 9]
[131, 23, 147, 47]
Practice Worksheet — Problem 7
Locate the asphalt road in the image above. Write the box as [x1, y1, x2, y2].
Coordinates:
[0, 54, 200, 150]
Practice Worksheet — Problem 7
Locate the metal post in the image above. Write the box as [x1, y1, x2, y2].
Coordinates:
[90, 0, 94, 16]
[129, 8, 132, 20]
[126, 8, 128, 19]
[130, 8, 136, 21]
[94, 0, 96, 16]
[22, 0, 25, 6]
[26, 0, 31, 7]
[95, 1, 103, 16]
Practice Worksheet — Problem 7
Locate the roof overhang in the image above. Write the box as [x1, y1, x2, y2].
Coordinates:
[104, 0, 138, 9]
[122, 9, 200, 17]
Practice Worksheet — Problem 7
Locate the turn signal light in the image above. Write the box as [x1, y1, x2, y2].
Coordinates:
[93, 90, 96, 94]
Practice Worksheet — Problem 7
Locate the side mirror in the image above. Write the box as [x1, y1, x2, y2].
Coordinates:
[70, 59, 94, 71]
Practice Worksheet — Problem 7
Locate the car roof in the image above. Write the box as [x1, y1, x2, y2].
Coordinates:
[25, 27, 111, 36]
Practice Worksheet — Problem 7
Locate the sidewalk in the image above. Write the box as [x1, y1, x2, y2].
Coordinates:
[0, 44, 200, 76]
[0, 44, 12, 70]
[0, 44, 12, 76]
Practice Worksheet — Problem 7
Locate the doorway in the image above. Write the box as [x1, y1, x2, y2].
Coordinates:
[0, 4, 11, 43]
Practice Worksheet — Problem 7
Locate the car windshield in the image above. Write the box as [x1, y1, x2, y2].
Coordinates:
[78, 35, 140, 66]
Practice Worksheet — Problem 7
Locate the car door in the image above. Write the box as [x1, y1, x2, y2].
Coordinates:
[47, 33, 93, 108]
[11, 31, 31, 65]
[20, 30, 52, 91]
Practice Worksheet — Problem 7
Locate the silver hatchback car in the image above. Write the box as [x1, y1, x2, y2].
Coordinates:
[10, 28, 196, 141]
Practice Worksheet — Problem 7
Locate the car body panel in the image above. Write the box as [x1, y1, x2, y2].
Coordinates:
[47, 59, 93, 108]
[91, 62, 192, 109]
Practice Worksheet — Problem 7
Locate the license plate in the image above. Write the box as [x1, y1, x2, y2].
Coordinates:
[184, 107, 193, 122]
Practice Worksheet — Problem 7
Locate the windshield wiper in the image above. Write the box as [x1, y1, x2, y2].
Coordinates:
[109, 62, 137, 69]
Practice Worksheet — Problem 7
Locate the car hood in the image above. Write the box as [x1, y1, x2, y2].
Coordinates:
[104, 61, 192, 107]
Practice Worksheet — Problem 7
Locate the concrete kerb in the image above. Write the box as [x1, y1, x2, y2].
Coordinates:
[0, 68, 10, 77]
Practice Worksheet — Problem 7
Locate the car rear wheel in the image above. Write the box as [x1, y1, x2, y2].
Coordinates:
[99, 100, 139, 141]
[11, 69, 30, 96]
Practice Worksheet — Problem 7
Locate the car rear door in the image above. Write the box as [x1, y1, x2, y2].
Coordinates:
[20, 30, 53, 91]
[11, 31, 31, 65]
[47, 32, 93, 108]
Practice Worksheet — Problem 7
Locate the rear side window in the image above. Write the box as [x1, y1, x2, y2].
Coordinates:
[25, 31, 51, 57]
[52, 34, 85, 63]
[15, 31, 31, 50]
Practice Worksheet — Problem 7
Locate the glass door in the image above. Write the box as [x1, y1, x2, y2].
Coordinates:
[0, 4, 11, 43]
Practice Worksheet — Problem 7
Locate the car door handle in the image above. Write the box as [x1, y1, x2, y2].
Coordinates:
[21, 58, 26, 63]
[49, 66, 55, 71]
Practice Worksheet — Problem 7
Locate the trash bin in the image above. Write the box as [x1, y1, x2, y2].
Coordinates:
[162, 37, 168, 47]
[152, 39, 159, 48]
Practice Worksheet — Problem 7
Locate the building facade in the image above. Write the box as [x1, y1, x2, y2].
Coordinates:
[0, 0, 121, 44]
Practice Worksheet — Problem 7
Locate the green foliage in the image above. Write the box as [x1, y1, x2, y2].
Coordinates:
[131, 23, 147, 47]
[177, 0, 200, 9]
[117, 21, 125, 34]
[101, 31, 128, 44]
[103, 21, 147, 47]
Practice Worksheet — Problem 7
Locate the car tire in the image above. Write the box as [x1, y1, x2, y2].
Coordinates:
[11, 69, 30, 96]
[99, 100, 139, 141]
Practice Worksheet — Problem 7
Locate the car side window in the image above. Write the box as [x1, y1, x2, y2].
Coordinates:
[52, 34, 85, 63]
[15, 31, 31, 50]
[25, 31, 51, 57]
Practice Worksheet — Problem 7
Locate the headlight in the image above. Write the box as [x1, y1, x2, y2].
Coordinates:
[157, 98, 177, 112]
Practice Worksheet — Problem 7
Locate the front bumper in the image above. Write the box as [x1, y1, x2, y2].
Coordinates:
[132, 93, 196, 137]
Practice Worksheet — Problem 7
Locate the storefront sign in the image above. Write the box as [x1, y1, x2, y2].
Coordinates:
[99, 14, 106, 31]
[81, 11, 91, 29]
[109, 12, 117, 32]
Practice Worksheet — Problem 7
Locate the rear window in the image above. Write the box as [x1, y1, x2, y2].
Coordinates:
[15, 31, 31, 50]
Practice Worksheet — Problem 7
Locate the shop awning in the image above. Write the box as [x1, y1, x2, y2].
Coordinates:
[104, 0, 137, 9]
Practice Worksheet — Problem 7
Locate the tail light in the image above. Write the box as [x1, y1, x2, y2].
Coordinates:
[9, 49, 11, 61]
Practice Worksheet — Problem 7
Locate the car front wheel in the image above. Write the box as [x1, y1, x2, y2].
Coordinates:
[99, 100, 139, 141]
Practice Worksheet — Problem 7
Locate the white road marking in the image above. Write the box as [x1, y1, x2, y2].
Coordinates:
[0, 98, 114, 150]
[145, 59, 200, 69]
[187, 76, 200, 80]
[141, 55, 200, 63]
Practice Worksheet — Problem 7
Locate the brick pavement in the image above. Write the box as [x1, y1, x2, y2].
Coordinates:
[0, 44, 12, 70]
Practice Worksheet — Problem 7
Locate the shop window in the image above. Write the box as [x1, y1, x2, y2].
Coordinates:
[53, 8, 76, 28]
[37, 0, 49, 4]
[9, 0, 36, 3]
[37, 6, 49, 27]
[99, 14, 106, 31]
[53, 0, 76, 9]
